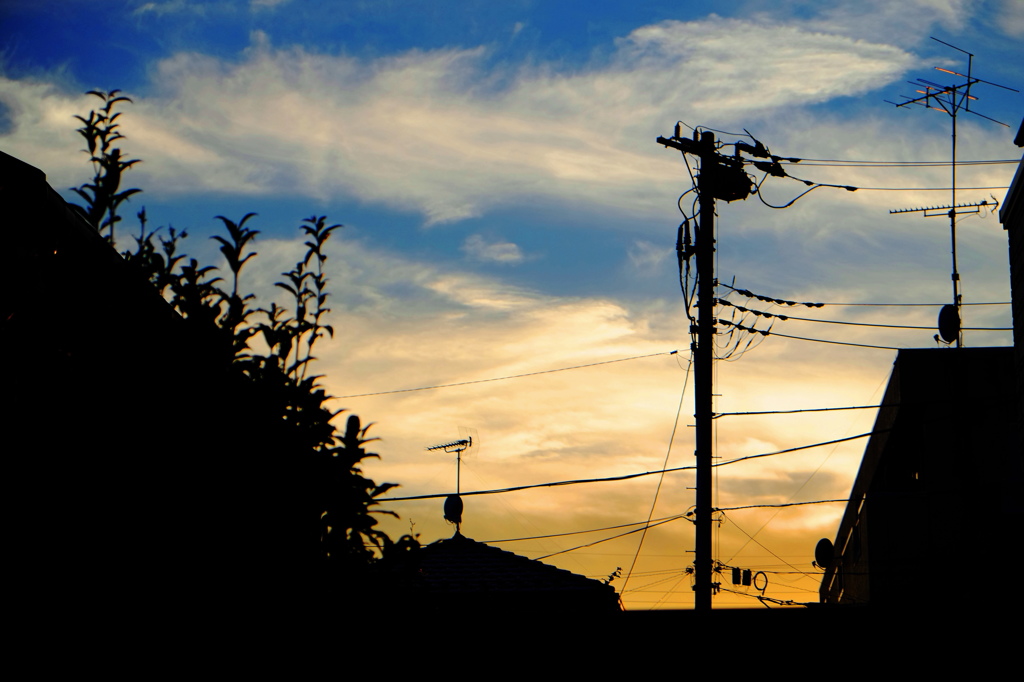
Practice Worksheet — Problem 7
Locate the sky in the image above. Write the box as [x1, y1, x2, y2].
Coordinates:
[2, 0, 1021, 609]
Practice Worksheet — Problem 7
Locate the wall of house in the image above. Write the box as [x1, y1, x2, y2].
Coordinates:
[821, 347, 1018, 609]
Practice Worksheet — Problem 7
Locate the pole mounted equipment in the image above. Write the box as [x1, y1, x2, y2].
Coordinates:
[658, 124, 843, 609]
[656, 125, 765, 612]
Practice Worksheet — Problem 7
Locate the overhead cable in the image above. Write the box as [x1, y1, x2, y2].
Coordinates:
[780, 158, 1017, 167]
[380, 432, 882, 502]
[623, 354, 693, 594]
[711, 431, 884, 468]
[717, 320, 905, 349]
[486, 513, 686, 544]
[533, 515, 682, 561]
[716, 403, 891, 417]
[719, 586, 805, 607]
[719, 281, 1009, 307]
[719, 513, 806, 576]
[836, 185, 1008, 191]
[334, 349, 678, 398]
[717, 299, 1011, 331]
[489, 499, 850, 545]
[713, 499, 848, 512]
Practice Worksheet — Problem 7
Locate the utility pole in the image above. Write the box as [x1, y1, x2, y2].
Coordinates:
[692, 131, 717, 612]
[659, 124, 849, 609]
[657, 128, 751, 611]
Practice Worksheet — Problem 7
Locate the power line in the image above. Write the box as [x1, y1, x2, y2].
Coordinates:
[722, 322, 1013, 351]
[718, 301, 1010, 331]
[488, 498, 850, 545]
[381, 467, 687, 502]
[623, 353, 693, 595]
[717, 320, 905, 349]
[714, 499, 848, 512]
[533, 515, 683, 561]
[720, 513, 805, 575]
[486, 513, 686, 544]
[782, 158, 1017, 167]
[716, 403, 890, 417]
[380, 432, 881, 502]
[826, 301, 1009, 307]
[334, 349, 678, 398]
[719, 282, 1010, 307]
[719, 586, 808, 607]
[839, 185, 1008, 191]
[712, 431, 883, 468]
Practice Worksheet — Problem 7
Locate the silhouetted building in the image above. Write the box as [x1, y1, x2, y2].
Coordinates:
[402, 532, 621, 615]
[999, 117, 1024, 441]
[818, 347, 1020, 609]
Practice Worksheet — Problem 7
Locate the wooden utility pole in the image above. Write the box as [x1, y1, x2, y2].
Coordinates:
[657, 130, 722, 611]
[692, 131, 717, 611]
[659, 125, 852, 609]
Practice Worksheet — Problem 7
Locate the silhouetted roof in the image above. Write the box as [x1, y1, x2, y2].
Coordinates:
[412, 532, 621, 614]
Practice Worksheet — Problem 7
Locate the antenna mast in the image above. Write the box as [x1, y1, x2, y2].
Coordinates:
[427, 437, 473, 533]
[888, 37, 1018, 347]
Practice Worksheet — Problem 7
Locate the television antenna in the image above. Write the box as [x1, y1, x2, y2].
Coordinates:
[426, 432, 476, 494]
[427, 431, 476, 533]
[887, 37, 1018, 347]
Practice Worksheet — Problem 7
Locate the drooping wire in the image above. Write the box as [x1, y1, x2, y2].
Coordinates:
[486, 512, 686, 543]
[533, 514, 684, 561]
[485, 497, 850, 545]
[721, 512, 806, 575]
[757, 182, 827, 209]
[716, 284, 772, 361]
[717, 320, 908, 350]
[621, 351, 693, 595]
[380, 431, 880, 501]
[334, 349, 679, 398]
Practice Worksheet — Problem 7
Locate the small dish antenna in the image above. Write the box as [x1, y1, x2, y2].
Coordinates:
[814, 537, 835, 569]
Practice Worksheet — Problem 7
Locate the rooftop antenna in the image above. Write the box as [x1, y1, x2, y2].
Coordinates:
[427, 433, 474, 533]
[887, 37, 1018, 347]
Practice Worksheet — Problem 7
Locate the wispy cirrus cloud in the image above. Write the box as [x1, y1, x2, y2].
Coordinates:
[0, 16, 916, 225]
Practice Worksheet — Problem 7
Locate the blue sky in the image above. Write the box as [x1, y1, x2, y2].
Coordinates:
[3, 0, 1021, 609]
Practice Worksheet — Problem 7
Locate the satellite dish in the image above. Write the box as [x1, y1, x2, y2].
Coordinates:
[444, 494, 463, 528]
[814, 537, 834, 568]
[938, 304, 960, 343]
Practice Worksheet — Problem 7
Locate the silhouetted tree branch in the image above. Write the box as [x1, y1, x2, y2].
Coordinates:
[70, 89, 418, 582]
